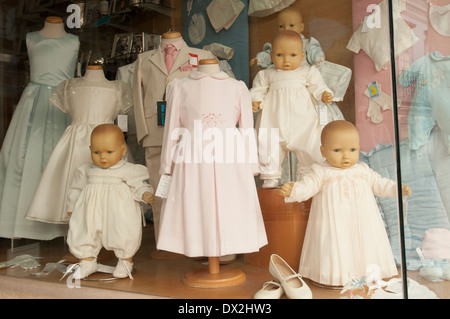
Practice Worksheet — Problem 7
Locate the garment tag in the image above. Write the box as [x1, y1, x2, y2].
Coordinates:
[116, 115, 128, 132]
[367, 81, 380, 99]
[156, 175, 172, 198]
[189, 53, 198, 67]
[318, 103, 328, 126]
[157, 100, 166, 126]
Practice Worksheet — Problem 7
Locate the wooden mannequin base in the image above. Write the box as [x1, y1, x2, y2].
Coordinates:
[183, 266, 246, 288]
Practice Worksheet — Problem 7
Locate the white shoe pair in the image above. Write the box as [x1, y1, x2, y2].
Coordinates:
[70, 258, 134, 280]
[254, 254, 312, 299]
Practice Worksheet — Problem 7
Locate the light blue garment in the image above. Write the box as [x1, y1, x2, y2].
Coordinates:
[398, 51, 450, 151]
[0, 32, 79, 239]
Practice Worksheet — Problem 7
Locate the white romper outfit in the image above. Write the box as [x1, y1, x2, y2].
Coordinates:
[250, 65, 332, 179]
[67, 160, 153, 260]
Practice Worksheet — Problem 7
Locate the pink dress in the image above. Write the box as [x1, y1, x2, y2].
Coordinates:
[286, 162, 399, 286]
[157, 71, 267, 257]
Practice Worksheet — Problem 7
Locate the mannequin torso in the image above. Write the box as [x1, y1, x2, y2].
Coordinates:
[39, 16, 67, 38]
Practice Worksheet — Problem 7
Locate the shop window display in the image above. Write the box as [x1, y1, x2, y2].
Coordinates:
[0, 0, 448, 301]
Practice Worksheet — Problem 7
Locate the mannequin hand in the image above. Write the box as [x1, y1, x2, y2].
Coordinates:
[68, 212, 72, 217]
[321, 91, 333, 104]
[252, 101, 262, 112]
[402, 184, 412, 197]
[142, 192, 155, 205]
[280, 182, 295, 198]
[249, 58, 259, 67]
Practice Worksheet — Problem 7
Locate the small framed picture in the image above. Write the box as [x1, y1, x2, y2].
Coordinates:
[131, 32, 144, 54]
[144, 33, 161, 51]
[111, 33, 132, 57]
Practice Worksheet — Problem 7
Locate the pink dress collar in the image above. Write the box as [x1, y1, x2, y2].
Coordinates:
[189, 70, 230, 80]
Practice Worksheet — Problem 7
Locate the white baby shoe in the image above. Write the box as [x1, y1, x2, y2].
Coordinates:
[113, 259, 134, 279]
[73, 259, 98, 279]
[254, 280, 284, 299]
[269, 254, 312, 299]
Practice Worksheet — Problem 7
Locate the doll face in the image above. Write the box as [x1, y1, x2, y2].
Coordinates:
[271, 36, 304, 71]
[277, 9, 304, 34]
[320, 127, 360, 169]
[90, 131, 126, 169]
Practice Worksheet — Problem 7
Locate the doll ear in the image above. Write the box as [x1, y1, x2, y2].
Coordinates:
[121, 143, 127, 156]
[320, 145, 325, 157]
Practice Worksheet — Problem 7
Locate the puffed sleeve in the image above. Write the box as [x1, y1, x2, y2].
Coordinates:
[66, 163, 90, 212]
[117, 80, 133, 114]
[285, 164, 324, 203]
[306, 66, 333, 102]
[250, 69, 270, 109]
[159, 79, 182, 175]
[48, 79, 69, 113]
[238, 81, 259, 175]
[364, 163, 398, 198]
[255, 42, 273, 68]
[305, 36, 325, 66]
[126, 164, 154, 202]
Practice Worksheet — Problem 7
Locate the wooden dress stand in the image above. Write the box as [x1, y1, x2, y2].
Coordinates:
[183, 256, 246, 288]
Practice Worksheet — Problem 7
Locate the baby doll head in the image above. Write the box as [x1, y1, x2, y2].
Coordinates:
[320, 120, 360, 169]
[90, 124, 127, 169]
[271, 30, 305, 71]
[277, 7, 304, 34]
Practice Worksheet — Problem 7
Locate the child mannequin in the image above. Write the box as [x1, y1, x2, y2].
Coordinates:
[251, 30, 333, 188]
[67, 124, 154, 279]
[281, 120, 412, 287]
[250, 7, 324, 68]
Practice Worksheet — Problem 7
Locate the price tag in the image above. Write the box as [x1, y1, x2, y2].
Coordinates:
[156, 175, 172, 198]
[189, 53, 198, 67]
[116, 114, 128, 132]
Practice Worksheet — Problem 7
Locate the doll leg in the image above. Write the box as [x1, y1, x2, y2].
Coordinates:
[67, 226, 103, 279]
[258, 131, 287, 186]
[105, 205, 143, 279]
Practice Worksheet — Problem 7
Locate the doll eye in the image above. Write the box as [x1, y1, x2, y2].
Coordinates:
[291, 54, 297, 57]
[277, 53, 282, 57]
[290, 24, 295, 28]
[94, 151, 100, 154]
[333, 149, 340, 152]
[351, 148, 357, 152]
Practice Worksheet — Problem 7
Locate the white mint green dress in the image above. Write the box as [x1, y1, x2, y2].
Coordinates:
[285, 162, 399, 286]
[26, 77, 132, 225]
[0, 31, 79, 240]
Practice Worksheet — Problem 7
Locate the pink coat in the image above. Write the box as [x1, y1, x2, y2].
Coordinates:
[157, 71, 268, 257]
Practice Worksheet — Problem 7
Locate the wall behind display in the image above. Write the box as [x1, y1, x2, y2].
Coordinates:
[352, 0, 450, 152]
[181, 0, 249, 87]
[248, 0, 355, 125]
